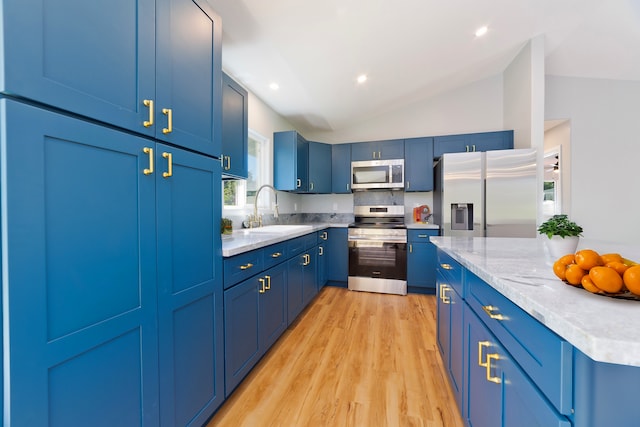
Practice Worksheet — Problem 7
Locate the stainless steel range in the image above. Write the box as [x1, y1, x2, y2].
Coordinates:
[348, 205, 407, 295]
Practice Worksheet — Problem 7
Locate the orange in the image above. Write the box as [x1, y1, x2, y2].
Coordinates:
[565, 264, 587, 286]
[605, 261, 629, 276]
[581, 275, 602, 294]
[575, 249, 603, 270]
[600, 253, 623, 264]
[589, 266, 623, 293]
[553, 260, 569, 280]
[557, 254, 576, 265]
[623, 265, 640, 295]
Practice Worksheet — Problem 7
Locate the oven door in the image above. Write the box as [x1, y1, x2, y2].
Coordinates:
[348, 239, 407, 281]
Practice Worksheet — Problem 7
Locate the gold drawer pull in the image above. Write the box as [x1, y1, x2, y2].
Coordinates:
[259, 277, 266, 294]
[439, 284, 450, 304]
[482, 305, 505, 321]
[240, 263, 253, 270]
[271, 252, 282, 258]
[440, 263, 453, 270]
[162, 108, 173, 134]
[143, 147, 154, 175]
[162, 152, 172, 178]
[485, 353, 501, 383]
[265, 275, 271, 290]
[143, 99, 154, 127]
[478, 341, 491, 367]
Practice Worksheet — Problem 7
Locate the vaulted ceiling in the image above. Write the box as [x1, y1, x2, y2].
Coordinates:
[208, 0, 640, 134]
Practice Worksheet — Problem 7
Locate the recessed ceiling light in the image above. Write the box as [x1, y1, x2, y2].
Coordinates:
[357, 74, 368, 84]
[475, 26, 488, 37]
[269, 82, 279, 90]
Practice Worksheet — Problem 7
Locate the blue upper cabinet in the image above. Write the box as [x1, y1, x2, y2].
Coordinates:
[274, 131, 331, 193]
[331, 143, 352, 193]
[434, 130, 513, 158]
[1, 0, 221, 156]
[351, 139, 404, 161]
[221, 72, 248, 178]
[404, 137, 434, 192]
[308, 141, 332, 193]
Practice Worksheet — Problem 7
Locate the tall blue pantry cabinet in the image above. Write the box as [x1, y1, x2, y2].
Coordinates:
[0, 0, 225, 425]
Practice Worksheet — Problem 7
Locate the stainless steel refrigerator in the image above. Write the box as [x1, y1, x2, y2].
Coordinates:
[433, 148, 537, 237]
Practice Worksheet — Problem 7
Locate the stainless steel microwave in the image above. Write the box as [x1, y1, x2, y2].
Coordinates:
[351, 159, 404, 190]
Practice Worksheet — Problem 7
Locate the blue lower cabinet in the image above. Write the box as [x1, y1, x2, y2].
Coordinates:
[224, 263, 288, 398]
[326, 228, 348, 284]
[287, 254, 305, 323]
[302, 248, 318, 306]
[224, 276, 261, 396]
[317, 244, 327, 289]
[407, 230, 439, 293]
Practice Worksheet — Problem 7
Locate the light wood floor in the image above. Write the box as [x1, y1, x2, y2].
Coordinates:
[207, 286, 464, 427]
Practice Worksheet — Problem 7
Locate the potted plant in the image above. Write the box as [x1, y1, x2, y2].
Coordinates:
[221, 217, 233, 235]
[537, 214, 583, 258]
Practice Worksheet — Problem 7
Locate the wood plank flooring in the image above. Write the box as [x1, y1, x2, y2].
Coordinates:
[207, 286, 464, 427]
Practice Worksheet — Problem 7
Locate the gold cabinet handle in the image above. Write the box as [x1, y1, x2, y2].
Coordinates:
[409, 244, 413, 253]
[472, 144, 476, 152]
[296, 179, 301, 188]
[478, 341, 491, 367]
[143, 147, 154, 175]
[440, 284, 451, 303]
[265, 275, 271, 290]
[440, 263, 453, 270]
[143, 99, 154, 127]
[418, 234, 428, 238]
[310, 182, 314, 191]
[162, 108, 173, 134]
[259, 277, 266, 294]
[319, 246, 324, 256]
[482, 305, 505, 321]
[303, 254, 310, 266]
[321, 231, 328, 240]
[240, 263, 253, 270]
[485, 353, 501, 383]
[346, 183, 349, 191]
[225, 156, 231, 171]
[271, 252, 282, 258]
[406, 181, 410, 190]
[162, 152, 173, 178]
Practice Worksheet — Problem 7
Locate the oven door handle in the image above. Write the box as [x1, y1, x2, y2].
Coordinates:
[348, 236, 407, 243]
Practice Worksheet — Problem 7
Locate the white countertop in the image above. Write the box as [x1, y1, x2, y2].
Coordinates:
[406, 223, 440, 230]
[431, 236, 640, 367]
[222, 223, 335, 257]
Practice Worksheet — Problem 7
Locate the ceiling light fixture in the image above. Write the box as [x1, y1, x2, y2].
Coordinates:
[356, 74, 368, 84]
[269, 82, 279, 90]
[475, 26, 488, 37]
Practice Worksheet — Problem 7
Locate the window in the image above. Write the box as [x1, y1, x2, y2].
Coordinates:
[223, 130, 270, 208]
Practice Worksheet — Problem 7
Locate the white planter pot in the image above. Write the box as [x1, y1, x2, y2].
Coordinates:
[546, 235, 580, 259]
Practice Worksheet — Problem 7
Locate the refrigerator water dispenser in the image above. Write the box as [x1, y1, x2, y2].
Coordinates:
[451, 203, 473, 230]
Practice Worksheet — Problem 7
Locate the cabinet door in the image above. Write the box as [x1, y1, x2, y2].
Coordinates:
[350, 141, 377, 161]
[155, 145, 224, 424]
[467, 131, 514, 153]
[434, 135, 470, 157]
[224, 277, 261, 396]
[351, 139, 404, 160]
[155, 0, 222, 156]
[302, 251, 318, 307]
[259, 263, 288, 351]
[326, 228, 349, 283]
[287, 256, 305, 324]
[221, 72, 248, 178]
[404, 137, 434, 191]
[465, 306, 504, 427]
[407, 242, 436, 290]
[1, 100, 159, 426]
[317, 244, 327, 289]
[378, 139, 405, 159]
[331, 143, 352, 193]
[274, 131, 308, 192]
[308, 141, 332, 193]
[1, 0, 156, 136]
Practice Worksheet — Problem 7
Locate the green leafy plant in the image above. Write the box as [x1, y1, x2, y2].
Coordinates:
[537, 214, 583, 239]
[221, 217, 233, 234]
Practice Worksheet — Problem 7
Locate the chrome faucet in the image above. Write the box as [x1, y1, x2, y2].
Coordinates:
[249, 184, 279, 228]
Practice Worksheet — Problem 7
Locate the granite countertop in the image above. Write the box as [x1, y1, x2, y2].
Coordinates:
[431, 236, 640, 367]
[222, 223, 338, 257]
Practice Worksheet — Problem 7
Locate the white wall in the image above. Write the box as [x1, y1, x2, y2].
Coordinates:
[545, 76, 640, 244]
[304, 75, 505, 143]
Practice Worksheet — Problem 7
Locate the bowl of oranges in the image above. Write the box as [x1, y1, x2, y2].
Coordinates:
[553, 249, 640, 300]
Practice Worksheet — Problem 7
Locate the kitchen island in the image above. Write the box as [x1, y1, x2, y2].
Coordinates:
[432, 236, 640, 427]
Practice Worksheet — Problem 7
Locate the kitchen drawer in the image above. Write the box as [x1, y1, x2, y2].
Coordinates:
[303, 232, 318, 249]
[436, 249, 463, 296]
[408, 229, 438, 242]
[317, 229, 329, 244]
[223, 249, 263, 289]
[466, 272, 573, 415]
[263, 241, 288, 270]
[287, 236, 307, 256]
